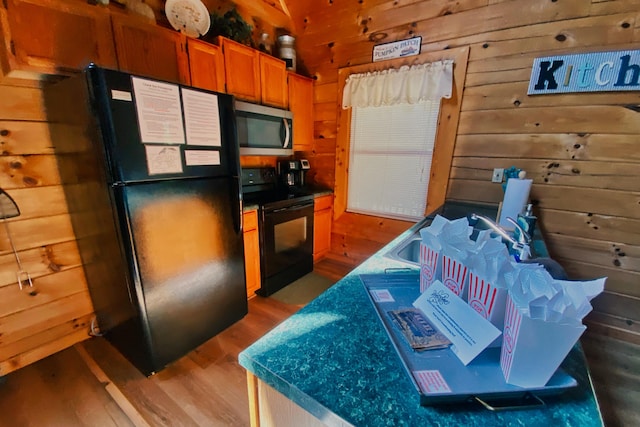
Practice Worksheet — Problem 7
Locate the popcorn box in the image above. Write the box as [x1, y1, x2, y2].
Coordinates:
[500, 295, 586, 388]
[419, 242, 441, 293]
[441, 254, 469, 300]
[467, 271, 507, 328]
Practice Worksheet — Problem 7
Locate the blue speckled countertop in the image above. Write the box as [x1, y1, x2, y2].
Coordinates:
[239, 201, 603, 426]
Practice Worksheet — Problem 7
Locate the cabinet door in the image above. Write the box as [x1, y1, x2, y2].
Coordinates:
[188, 39, 225, 92]
[260, 53, 287, 108]
[221, 37, 260, 103]
[0, 0, 117, 81]
[288, 72, 314, 152]
[111, 13, 190, 84]
[313, 195, 332, 262]
[243, 210, 261, 298]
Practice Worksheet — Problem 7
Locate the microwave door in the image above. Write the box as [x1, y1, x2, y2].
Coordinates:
[236, 101, 293, 156]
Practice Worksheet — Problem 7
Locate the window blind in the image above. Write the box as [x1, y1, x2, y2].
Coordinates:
[347, 101, 440, 221]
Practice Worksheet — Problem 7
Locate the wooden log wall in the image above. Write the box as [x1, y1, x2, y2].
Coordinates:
[0, 82, 94, 375]
[287, 0, 640, 343]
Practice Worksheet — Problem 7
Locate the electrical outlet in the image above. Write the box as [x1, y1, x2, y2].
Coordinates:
[492, 168, 504, 183]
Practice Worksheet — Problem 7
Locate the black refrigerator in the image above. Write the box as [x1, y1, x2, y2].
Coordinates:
[45, 65, 248, 375]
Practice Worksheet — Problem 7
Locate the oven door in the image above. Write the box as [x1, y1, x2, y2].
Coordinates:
[259, 200, 314, 296]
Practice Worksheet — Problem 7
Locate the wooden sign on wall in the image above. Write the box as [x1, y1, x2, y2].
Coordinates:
[528, 49, 640, 95]
[372, 37, 422, 62]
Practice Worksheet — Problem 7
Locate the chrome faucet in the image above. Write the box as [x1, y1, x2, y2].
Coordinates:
[469, 213, 531, 260]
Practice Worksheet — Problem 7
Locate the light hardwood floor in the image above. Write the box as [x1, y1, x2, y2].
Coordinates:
[0, 259, 638, 427]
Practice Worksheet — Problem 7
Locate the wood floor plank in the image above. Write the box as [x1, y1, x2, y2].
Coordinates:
[80, 338, 200, 427]
[0, 346, 133, 427]
[75, 344, 149, 427]
[75, 295, 299, 427]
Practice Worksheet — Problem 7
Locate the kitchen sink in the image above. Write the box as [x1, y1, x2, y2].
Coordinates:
[384, 215, 493, 267]
[383, 201, 567, 279]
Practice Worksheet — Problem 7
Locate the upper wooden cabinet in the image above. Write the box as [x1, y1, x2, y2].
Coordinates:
[0, 0, 117, 81]
[111, 13, 190, 84]
[220, 37, 260, 103]
[220, 37, 288, 107]
[187, 39, 225, 93]
[288, 72, 314, 151]
[259, 53, 287, 108]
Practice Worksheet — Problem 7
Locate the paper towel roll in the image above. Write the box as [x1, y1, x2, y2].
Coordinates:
[498, 178, 532, 229]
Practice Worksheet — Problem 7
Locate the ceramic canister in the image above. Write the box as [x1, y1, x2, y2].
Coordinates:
[278, 35, 296, 72]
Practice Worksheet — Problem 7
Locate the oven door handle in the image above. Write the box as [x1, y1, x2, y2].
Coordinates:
[270, 203, 313, 214]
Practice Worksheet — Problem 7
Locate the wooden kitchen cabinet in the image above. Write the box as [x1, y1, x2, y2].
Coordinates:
[187, 38, 225, 92]
[0, 0, 117, 81]
[288, 72, 314, 151]
[111, 12, 190, 84]
[220, 37, 288, 107]
[243, 209, 261, 298]
[220, 37, 260, 103]
[313, 194, 333, 262]
[259, 53, 287, 108]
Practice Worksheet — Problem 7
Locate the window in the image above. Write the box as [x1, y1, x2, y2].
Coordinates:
[334, 48, 469, 222]
[347, 101, 440, 220]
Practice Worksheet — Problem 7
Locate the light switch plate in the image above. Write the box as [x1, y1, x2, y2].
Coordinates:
[492, 168, 504, 183]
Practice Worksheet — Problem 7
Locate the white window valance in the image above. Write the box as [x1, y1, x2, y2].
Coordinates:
[342, 60, 454, 109]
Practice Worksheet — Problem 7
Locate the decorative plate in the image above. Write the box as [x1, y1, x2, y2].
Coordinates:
[165, 0, 211, 38]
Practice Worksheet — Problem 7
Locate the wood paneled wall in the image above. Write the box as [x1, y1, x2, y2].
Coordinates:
[0, 83, 94, 375]
[287, 0, 640, 342]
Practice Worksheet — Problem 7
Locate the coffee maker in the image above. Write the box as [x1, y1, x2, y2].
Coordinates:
[278, 159, 310, 190]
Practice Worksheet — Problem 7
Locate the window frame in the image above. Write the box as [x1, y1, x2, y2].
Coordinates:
[334, 47, 470, 221]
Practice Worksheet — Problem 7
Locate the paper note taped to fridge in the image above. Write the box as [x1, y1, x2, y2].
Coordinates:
[388, 308, 451, 351]
[413, 281, 501, 365]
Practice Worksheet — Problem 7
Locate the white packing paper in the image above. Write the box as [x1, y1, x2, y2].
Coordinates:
[506, 263, 606, 323]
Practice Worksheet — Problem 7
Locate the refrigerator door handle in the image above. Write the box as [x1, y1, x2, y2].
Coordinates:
[232, 175, 243, 234]
[227, 98, 243, 235]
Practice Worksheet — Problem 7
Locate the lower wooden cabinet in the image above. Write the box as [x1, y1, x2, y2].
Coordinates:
[243, 209, 261, 298]
[313, 195, 333, 262]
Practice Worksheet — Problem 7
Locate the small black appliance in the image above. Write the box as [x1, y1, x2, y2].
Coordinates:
[278, 159, 310, 190]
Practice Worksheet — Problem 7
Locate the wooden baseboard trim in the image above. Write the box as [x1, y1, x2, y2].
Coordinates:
[74, 342, 151, 427]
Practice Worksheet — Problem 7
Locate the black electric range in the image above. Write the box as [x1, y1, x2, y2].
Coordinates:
[242, 168, 315, 296]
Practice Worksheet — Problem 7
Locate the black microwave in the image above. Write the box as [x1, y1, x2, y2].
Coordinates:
[235, 100, 293, 156]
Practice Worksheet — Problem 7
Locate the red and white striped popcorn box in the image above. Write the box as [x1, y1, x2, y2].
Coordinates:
[500, 294, 586, 388]
[467, 271, 507, 329]
[441, 255, 469, 300]
[419, 242, 441, 292]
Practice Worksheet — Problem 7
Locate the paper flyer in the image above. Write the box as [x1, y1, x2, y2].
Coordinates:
[413, 281, 501, 365]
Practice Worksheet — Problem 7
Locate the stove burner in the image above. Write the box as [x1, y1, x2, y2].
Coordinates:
[242, 167, 313, 210]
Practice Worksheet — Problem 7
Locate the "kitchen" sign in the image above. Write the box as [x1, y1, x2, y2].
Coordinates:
[528, 49, 640, 95]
